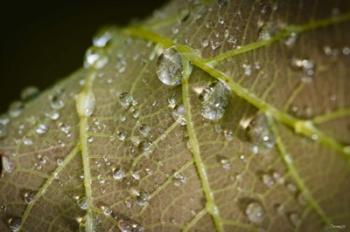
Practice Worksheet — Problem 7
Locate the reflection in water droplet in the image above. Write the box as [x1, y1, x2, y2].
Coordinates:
[84, 46, 109, 69]
[173, 172, 187, 186]
[245, 201, 265, 224]
[156, 48, 190, 86]
[200, 82, 230, 121]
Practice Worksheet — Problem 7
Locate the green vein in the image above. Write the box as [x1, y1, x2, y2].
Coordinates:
[312, 108, 350, 124]
[181, 57, 223, 232]
[18, 145, 80, 231]
[266, 115, 332, 226]
[182, 208, 207, 232]
[121, 22, 350, 162]
[206, 11, 350, 65]
[76, 71, 96, 232]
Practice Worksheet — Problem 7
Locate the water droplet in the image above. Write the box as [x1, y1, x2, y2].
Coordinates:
[22, 190, 36, 204]
[7, 217, 21, 232]
[118, 218, 144, 232]
[50, 92, 65, 110]
[76, 91, 96, 117]
[172, 104, 186, 125]
[136, 191, 149, 207]
[247, 114, 275, 150]
[84, 46, 108, 69]
[290, 57, 315, 82]
[117, 130, 127, 141]
[2, 156, 14, 174]
[284, 33, 298, 48]
[245, 202, 265, 224]
[156, 48, 189, 86]
[167, 95, 177, 109]
[45, 111, 60, 121]
[138, 124, 151, 138]
[23, 137, 33, 146]
[216, 156, 231, 170]
[242, 64, 252, 76]
[201, 39, 209, 48]
[0, 115, 9, 139]
[78, 197, 88, 210]
[113, 168, 125, 181]
[35, 124, 48, 135]
[8, 101, 24, 118]
[200, 81, 230, 121]
[21, 86, 39, 101]
[93, 28, 113, 47]
[119, 92, 135, 109]
[173, 172, 187, 186]
[261, 173, 274, 188]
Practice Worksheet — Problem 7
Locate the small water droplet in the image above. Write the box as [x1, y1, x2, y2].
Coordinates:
[200, 81, 230, 121]
[172, 104, 186, 125]
[173, 172, 187, 186]
[8, 101, 24, 118]
[117, 130, 127, 141]
[247, 114, 275, 150]
[0, 116, 9, 139]
[156, 48, 190, 86]
[261, 173, 274, 188]
[113, 168, 125, 181]
[118, 218, 144, 232]
[284, 33, 298, 48]
[167, 95, 177, 109]
[245, 201, 265, 224]
[119, 92, 135, 109]
[7, 217, 21, 232]
[35, 124, 48, 135]
[84, 46, 108, 69]
[45, 111, 60, 121]
[93, 28, 113, 47]
[22, 190, 36, 204]
[76, 91, 96, 117]
[290, 57, 315, 82]
[201, 39, 209, 48]
[2, 156, 14, 174]
[138, 124, 151, 138]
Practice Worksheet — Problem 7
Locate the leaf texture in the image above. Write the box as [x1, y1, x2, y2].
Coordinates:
[0, 0, 350, 231]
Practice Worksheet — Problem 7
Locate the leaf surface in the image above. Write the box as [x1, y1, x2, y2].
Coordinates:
[1, 1, 350, 231]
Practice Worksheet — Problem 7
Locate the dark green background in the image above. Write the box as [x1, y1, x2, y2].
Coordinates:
[0, 1, 167, 112]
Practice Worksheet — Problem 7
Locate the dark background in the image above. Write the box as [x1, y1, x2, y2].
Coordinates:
[0, 1, 167, 113]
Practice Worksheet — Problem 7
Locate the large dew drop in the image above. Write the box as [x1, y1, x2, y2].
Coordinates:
[200, 81, 230, 121]
[156, 48, 189, 86]
[245, 201, 265, 224]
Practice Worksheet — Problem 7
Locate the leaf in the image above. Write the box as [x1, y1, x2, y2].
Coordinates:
[1, 0, 350, 231]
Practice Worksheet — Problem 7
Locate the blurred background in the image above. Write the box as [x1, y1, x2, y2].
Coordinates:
[0, 1, 167, 112]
